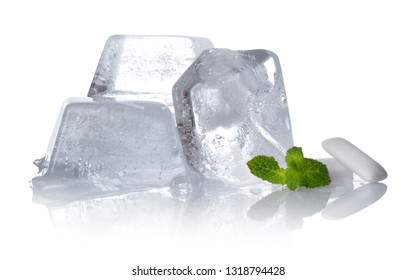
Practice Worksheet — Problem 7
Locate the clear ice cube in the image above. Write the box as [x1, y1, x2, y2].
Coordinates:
[32, 98, 195, 201]
[173, 48, 293, 185]
[88, 35, 213, 108]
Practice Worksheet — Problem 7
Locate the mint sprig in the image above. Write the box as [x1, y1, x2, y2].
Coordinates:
[247, 147, 331, 190]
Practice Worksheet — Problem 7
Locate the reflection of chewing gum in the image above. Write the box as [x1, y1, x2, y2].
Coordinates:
[322, 137, 388, 182]
[322, 182, 387, 220]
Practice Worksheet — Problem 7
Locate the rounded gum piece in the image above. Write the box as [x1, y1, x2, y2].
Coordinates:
[321, 137, 387, 182]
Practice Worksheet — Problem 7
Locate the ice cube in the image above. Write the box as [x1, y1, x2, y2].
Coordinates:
[32, 98, 195, 201]
[88, 35, 213, 108]
[172, 48, 293, 185]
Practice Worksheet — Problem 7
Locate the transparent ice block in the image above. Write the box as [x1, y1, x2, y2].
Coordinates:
[32, 98, 195, 203]
[172, 48, 293, 185]
[88, 35, 214, 108]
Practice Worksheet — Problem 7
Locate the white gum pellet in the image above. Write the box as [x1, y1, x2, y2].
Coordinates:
[317, 158, 353, 182]
[321, 137, 387, 182]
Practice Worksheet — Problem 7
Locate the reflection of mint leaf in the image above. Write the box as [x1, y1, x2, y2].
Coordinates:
[247, 147, 331, 190]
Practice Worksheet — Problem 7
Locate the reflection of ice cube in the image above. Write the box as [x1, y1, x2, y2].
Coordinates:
[173, 49, 293, 185]
[32, 98, 194, 201]
[181, 183, 273, 237]
[88, 35, 213, 108]
[48, 189, 186, 241]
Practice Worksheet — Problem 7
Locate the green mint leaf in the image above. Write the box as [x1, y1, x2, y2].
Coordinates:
[247, 155, 286, 184]
[300, 158, 331, 188]
[246, 146, 331, 190]
[285, 146, 304, 169]
[284, 168, 304, 190]
[285, 147, 331, 188]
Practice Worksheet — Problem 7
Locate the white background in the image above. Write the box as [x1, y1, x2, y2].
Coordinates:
[1, 0, 416, 279]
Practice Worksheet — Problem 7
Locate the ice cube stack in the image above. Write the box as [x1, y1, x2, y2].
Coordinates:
[32, 35, 294, 203]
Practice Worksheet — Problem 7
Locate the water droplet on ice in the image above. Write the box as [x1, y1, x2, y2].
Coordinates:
[280, 93, 287, 104]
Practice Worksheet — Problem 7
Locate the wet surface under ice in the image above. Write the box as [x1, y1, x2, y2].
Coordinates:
[33, 174, 387, 242]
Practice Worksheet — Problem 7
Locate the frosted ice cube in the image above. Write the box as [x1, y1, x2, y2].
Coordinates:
[32, 98, 195, 200]
[173, 48, 293, 185]
[88, 35, 213, 108]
